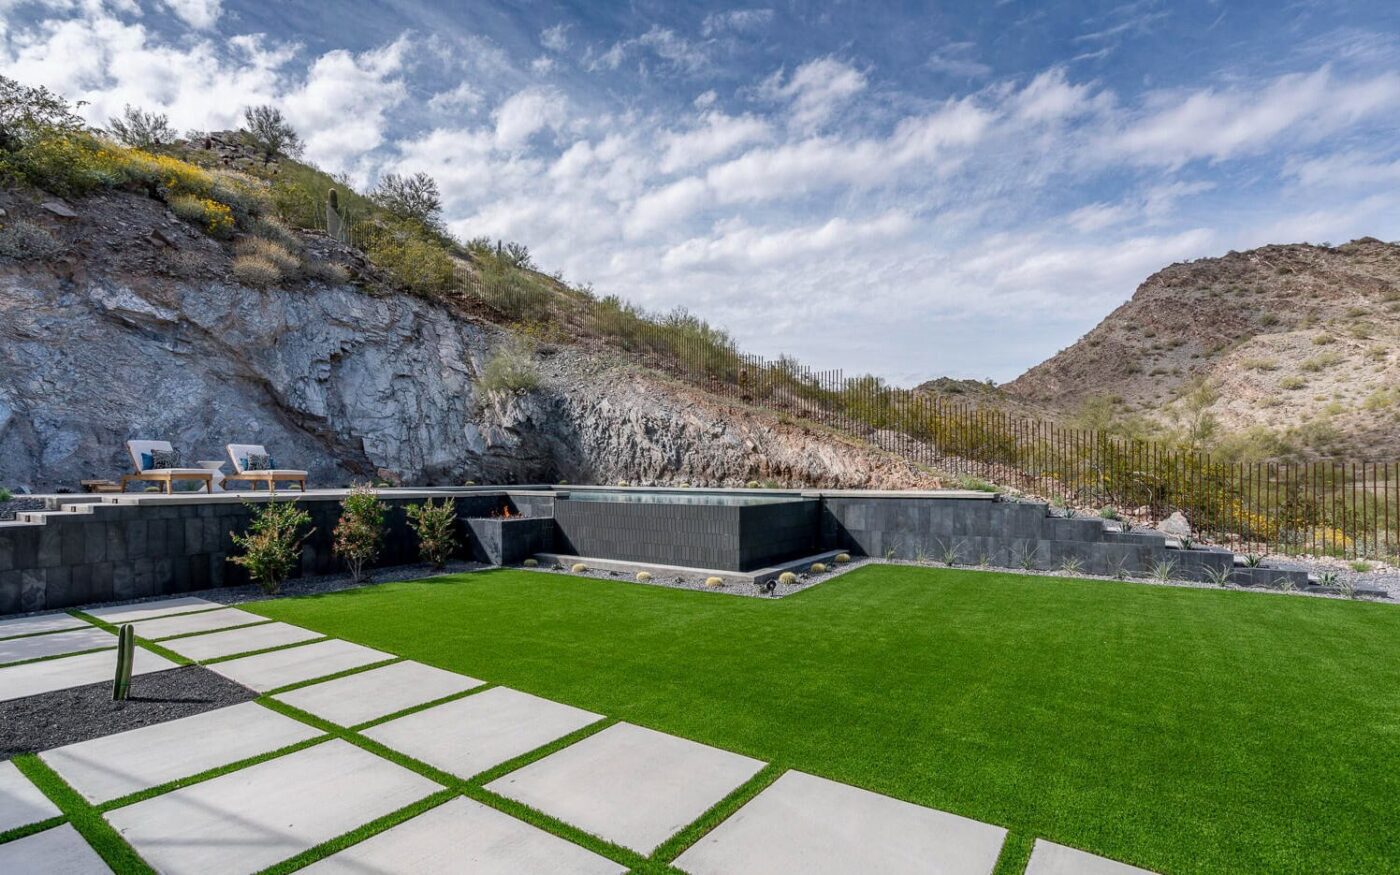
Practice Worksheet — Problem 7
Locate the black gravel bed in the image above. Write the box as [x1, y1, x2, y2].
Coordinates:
[0, 497, 47, 521]
[0, 666, 256, 759]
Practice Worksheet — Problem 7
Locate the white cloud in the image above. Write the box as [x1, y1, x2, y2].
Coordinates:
[659, 111, 771, 173]
[590, 26, 709, 74]
[761, 56, 866, 130]
[626, 177, 710, 238]
[540, 23, 569, 53]
[926, 41, 991, 78]
[1286, 151, 1400, 188]
[1010, 67, 1103, 122]
[662, 212, 914, 270]
[531, 55, 555, 74]
[282, 38, 409, 176]
[701, 9, 774, 37]
[428, 81, 483, 113]
[493, 87, 567, 149]
[1111, 67, 1400, 167]
[160, 0, 221, 29]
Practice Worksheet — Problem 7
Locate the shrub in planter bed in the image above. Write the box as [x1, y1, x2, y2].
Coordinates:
[810, 562, 827, 574]
[834, 552, 851, 563]
[636, 571, 653, 582]
[571, 562, 589, 573]
[778, 571, 798, 585]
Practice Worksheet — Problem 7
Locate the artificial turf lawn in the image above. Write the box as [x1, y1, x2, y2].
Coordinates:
[247, 565, 1400, 874]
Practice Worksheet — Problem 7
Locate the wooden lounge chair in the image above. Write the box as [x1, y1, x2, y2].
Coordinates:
[224, 443, 308, 493]
[119, 440, 213, 494]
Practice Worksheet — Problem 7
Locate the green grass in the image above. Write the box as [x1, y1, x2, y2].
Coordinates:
[244, 566, 1400, 874]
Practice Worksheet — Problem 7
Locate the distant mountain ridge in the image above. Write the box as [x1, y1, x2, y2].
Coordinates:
[1005, 238, 1400, 460]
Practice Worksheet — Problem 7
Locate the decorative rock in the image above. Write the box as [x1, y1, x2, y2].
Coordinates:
[40, 200, 79, 218]
[1156, 512, 1191, 539]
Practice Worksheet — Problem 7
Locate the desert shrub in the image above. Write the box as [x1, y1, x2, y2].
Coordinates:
[406, 497, 458, 570]
[1242, 358, 1278, 372]
[1279, 376, 1306, 390]
[635, 571, 653, 582]
[229, 500, 313, 594]
[1098, 506, 1120, 520]
[745, 480, 760, 488]
[474, 259, 553, 322]
[954, 475, 999, 493]
[169, 194, 234, 237]
[0, 219, 61, 260]
[2, 131, 119, 196]
[250, 216, 301, 250]
[302, 259, 350, 285]
[571, 562, 588, 573]
[232, 255, 282, 287]
[834, 552, 851, 564]
[236, 237, 300, 276]
[371, 171, 442, 226]
[363, 220, 456, 296]
[107, 104, 175, 149]
[778, 571, 798, 585]
[0, 487, 11, 502]
[704, 576, 724, 587]
[810, 562, 827, 573]
[1312, 333, 1335, 345]
[479, 342, 540, 396]
[242, 105, 302, 162]
[1300, 352, 1343, 372]
[333, 484, 385, 583]
[522, 558, 539, 567]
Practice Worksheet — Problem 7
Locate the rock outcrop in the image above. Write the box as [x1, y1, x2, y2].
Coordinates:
[0, 190, 937, 491]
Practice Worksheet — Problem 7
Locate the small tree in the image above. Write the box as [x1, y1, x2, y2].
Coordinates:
[333, 484, 385, 583]
[229, 500, 313, 594]
[498, 240, 534, 270]
[405, 497, 459, 569]
[242, 104, 302, 163]
[371, 171, 442, 226]
[0, 74, 86, 152]
[107, 104, 176, 149]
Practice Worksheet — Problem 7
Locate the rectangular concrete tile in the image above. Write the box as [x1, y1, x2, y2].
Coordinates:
[84, 596, 221, 625]
[274, 660, 484, 727]
[487, 722, 766, 855]
[0, 760, 61, 833]
[0, 648, 177, 703]
[0, 613, 88, 640]
[160, 622, 322, 662]
[105, 739, 438, 875]
[1025, 839, 1158, 875]
[207, 639, 392, 693]
[130, 608, 269, 641]
[0, 626, 114, 665]
[364, 687, 601, 779]
[675, 770, 1007, 875]
[42, 701, 323, 804]
[0, 824, 110, 874]
[301, 796, 626, 875]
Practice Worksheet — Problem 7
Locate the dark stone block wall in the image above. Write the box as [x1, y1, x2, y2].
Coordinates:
[553, 497, 820, 571]
[467, 517, 554, 565]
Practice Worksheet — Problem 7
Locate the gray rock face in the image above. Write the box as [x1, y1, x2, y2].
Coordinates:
[0, 270, 932, 491]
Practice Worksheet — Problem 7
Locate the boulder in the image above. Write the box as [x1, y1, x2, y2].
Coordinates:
[1156, 511, 1191, 538]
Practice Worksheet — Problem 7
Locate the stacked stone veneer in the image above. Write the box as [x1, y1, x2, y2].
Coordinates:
[1, 489, 1312, 615]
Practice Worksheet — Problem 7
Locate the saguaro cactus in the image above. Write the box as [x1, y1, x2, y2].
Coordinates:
[112, 624, 135, 701]
[326, 188, 346, 242]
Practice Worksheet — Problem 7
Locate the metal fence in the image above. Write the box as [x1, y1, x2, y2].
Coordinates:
[459, 271, 1400, 561]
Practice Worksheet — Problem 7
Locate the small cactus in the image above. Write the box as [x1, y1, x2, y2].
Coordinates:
[326, 188, 347, 242]
[636, 571, 653, 582]
[571, 562, 588, 573]
[522, 558, 539, 567]
[704, 576, 725, 587]
[112, 624, 135, 700]
[810, 562, 827, 574]
[745, 480, 760, 489]
[834, 553, 851, 564]
[778, 571, 798, 585]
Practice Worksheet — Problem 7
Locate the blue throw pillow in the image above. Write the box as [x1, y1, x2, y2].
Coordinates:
[140, 452, 153, 470]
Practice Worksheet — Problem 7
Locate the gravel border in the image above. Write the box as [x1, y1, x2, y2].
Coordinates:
[521, 557, 866, 598]
[0, 665, 256, 760]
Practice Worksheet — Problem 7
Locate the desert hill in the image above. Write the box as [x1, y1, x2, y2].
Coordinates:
[1005, 239, 1400, 461]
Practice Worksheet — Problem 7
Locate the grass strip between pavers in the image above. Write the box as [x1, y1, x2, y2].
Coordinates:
[0, 643, 117, 669]
[347, 683, 495, 732]
[0, 813, 66, 846]
[256, 789, 460, 875]
[69, 610, 192, 666]
[644, 761, 787, 869]
[10, 754, 153, 873]
[197, 635, 333, 665]
[259, 656, 404, 696]
[992, 832, 1036, 875]
[0, 624, 100, 643]
[147, 618, 276, 642]
[257, 696, 649, 870]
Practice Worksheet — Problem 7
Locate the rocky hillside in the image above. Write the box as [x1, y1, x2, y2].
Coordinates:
[0, 187, 938, 491]
[1006, 239, 1400, 460]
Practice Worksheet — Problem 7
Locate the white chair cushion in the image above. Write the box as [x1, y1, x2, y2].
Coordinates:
[139, 468, 211, 476]
[226, 443, 269, 474]
[127, 440, 174, 472]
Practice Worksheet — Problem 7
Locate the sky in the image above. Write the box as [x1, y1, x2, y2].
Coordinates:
[2, 1, 1399, 385]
